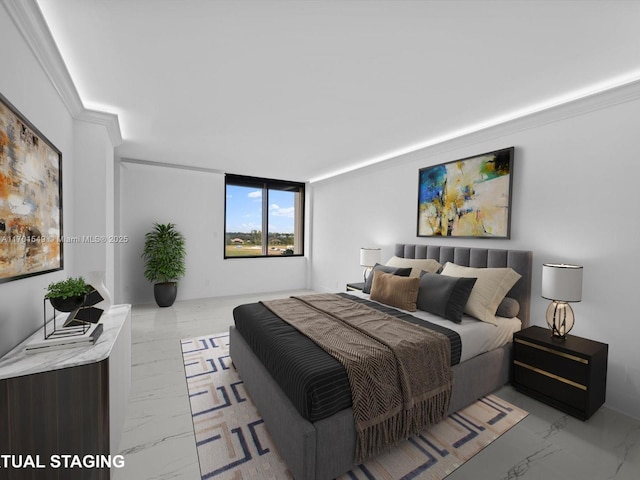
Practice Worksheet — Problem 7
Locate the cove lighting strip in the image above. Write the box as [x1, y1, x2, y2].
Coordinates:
[308, 70, 640, 184]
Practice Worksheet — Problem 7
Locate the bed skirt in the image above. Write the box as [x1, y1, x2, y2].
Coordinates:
[229, 325, 512, 480]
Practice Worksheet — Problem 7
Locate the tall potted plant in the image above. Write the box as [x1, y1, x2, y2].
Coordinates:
[142, 223, 186, 307]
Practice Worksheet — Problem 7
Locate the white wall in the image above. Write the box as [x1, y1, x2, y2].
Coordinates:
[310, 94, 640, 420]
[0, 5, 117, 358]
[0, 7, 74, 357]
[117, 162, 308, 305]
[73, 120, 115, 293]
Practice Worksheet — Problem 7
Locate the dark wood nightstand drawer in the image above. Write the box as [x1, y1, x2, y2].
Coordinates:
[513, 362, 586, 411]
[514, 338, 589, 387]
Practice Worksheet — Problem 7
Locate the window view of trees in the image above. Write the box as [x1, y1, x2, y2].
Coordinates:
[224, 175, 304, 258]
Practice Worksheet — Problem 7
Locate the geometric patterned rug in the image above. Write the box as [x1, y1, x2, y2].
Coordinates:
[181, 333, 528, 480]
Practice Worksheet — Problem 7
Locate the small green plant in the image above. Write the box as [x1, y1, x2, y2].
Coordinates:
[45, 276, 91, 299]
[142, 223, 186, 283]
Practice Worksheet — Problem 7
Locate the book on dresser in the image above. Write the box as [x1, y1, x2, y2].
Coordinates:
[512, 326, 608, 420]
[24, 322, 104, 353]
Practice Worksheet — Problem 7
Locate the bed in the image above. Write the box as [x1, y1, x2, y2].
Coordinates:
[229, 243, 532, 480]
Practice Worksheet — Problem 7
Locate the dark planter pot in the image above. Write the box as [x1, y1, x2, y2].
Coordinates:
[154, 282, 178, 307]
[49, 294, 86, 312]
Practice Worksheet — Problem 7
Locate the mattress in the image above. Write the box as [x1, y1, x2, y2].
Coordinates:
[233, 293, 520, 423]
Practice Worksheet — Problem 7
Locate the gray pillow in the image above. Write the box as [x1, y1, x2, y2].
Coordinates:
[496, 297, 520, 318]
[363, 263, 411, 294]
[417, 272, 477, 323]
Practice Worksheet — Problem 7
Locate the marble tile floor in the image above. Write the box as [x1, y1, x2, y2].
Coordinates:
[114, 291, 640, 480]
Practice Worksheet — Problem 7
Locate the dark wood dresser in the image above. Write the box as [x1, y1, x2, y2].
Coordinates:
[512, 325, 608, 420]
[0, 305, 131, 479]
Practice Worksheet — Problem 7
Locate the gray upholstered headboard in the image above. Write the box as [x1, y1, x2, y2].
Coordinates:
[395, 244, 533, 328]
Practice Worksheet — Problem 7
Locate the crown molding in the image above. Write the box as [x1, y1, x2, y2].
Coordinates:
[6, 0, 639, 176]
[310, 75, 640, 183]
[119, 157, 224, 175]
[76, 108, 123, 147]
[3, 0, 122, 146]
[487, 76, 640, 138]
[421, 76, 640, 161]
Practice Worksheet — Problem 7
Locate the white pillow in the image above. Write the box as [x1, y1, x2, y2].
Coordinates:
[385, 256, 441, 278]
[440, 262, 521, 325]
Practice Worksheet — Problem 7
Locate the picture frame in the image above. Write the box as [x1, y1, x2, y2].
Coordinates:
[0, 92, 63, 283]
[417, 147, 514, 238]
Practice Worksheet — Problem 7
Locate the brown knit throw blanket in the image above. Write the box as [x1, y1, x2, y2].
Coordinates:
[261, 293, 452, 463]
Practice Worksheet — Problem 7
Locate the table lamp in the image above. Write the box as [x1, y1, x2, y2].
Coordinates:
[541, 263, 583, 339]
[359, 247, 381, 282]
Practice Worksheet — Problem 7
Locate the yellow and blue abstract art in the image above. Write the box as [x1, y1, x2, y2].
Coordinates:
[417, 147, 514, 238]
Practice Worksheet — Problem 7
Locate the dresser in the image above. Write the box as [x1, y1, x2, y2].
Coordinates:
[512, 326, 608, 420]
[0, 305, 131, 479]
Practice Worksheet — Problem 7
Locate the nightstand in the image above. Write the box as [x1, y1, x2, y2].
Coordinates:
[512, 326, 608, 420]
[346, 282, 365, 292]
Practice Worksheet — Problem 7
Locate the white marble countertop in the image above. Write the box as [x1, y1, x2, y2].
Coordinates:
[0, 304, 131, 381]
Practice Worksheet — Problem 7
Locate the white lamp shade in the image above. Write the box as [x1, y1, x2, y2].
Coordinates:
[542, 263, 583, 302]
[360, 248, 381, 267]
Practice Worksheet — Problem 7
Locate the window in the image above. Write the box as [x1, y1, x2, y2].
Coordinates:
[224, 174, 305, 258]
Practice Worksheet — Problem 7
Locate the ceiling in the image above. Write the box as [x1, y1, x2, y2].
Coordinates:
[35, 0, 640, 182]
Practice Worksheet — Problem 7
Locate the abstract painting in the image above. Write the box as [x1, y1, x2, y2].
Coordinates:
[0, 92, 63, 282]
[417, 147, 514, 238]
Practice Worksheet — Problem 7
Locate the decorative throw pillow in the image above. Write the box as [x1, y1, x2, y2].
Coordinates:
[496, 297, 520, 318]
[416, 272, 477, 323]
[384, 256, 442, 278]
[440, 262, 521, 325]
[369, 270, 420, 312]
[363, 263, 412, 294]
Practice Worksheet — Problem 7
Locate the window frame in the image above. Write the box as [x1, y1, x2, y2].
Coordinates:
[224, 174, 305, 259]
